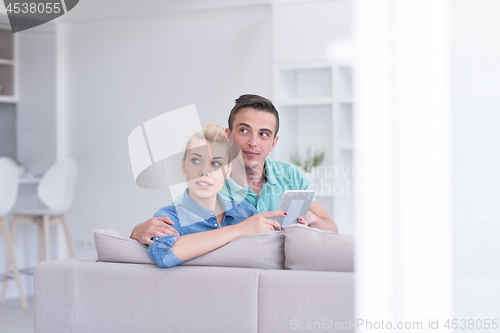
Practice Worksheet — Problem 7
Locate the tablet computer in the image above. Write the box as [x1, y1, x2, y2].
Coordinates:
[275, 190, 315, 227]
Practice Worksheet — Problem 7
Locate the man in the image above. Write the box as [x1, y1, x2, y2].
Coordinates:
[131, 94, 338, 245]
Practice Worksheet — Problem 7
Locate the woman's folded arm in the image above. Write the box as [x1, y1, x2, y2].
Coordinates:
[170, 224, 244, 262]
[148, 210, 285, 268]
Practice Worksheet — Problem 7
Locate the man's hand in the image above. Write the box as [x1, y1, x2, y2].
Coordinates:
[130, 217, 180, 246]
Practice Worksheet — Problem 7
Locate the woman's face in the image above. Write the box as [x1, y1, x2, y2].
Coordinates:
[182, 139, 231, 201]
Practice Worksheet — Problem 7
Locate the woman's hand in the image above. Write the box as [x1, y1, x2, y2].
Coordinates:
[297, 205, 339, 233]
[297, 210, 318, 227]
[236, 211, 286, 237]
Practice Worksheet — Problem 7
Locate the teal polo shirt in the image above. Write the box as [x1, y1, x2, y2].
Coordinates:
[219, 158, 316, 213]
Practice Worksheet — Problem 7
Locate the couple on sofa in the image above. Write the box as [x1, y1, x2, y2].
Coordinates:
[131, 94, 339, 268]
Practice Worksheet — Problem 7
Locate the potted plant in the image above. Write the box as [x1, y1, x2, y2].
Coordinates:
[290, 146, 324, 185]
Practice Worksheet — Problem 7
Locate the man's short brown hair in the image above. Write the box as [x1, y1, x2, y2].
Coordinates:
[228, 94, 279, 137]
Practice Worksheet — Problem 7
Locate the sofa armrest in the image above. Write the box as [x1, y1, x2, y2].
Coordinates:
[35, 259, 83, 333]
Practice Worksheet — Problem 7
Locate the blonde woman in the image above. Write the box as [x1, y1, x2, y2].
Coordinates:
[148, 124, 286, 268]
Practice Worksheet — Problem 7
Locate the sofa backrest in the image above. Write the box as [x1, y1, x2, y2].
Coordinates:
[94, 225, 354, 272]
[283, 224, 354, 272]
[94, 228, 285, 270]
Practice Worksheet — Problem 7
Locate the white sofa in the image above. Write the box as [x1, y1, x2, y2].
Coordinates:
[34, 224, 355, 333]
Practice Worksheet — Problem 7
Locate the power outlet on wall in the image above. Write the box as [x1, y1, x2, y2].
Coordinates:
[76, 239, 95, 249]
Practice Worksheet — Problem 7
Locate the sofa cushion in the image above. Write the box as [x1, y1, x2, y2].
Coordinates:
[94, 228, 285, 269]
[283, 224, 354, 272]
[94, 228, 155, 264]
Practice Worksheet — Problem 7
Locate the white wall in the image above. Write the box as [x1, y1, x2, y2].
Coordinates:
[17, 24, 58, 175]
[59, 4, 272, 256]
[273, 0, 352, 63]
[450, 0, 500, 322]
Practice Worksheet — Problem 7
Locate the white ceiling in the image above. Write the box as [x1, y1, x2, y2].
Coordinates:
[56, 0, 272, 22]
[1, 0, 343, 26]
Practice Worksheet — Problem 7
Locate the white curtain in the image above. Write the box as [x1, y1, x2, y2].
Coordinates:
[353, 0, 453, 330]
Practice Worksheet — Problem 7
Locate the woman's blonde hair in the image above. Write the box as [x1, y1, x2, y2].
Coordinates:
[184, 124, 231, 161]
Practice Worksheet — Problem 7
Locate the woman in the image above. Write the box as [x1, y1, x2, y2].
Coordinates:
[148, 124, 285, 268]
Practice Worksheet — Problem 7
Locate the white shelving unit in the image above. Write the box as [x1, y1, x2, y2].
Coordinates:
[0, 23, 17, 161]
[273, 61, 355, 235]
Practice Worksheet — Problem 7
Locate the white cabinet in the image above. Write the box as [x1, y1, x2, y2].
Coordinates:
[272, 61, 355, 235]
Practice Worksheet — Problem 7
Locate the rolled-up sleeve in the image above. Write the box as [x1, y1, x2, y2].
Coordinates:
[148, 235, 185, 268]
[148, 206, 185, 268]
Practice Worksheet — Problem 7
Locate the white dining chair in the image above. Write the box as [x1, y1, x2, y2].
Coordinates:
[11, 158, 78, 262]
[0, 157, 27, 309]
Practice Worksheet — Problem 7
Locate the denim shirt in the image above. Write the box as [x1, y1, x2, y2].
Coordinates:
[148, 189, 256, 268]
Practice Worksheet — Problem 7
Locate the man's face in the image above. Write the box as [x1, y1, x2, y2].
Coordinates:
[226, 107, 278, 171]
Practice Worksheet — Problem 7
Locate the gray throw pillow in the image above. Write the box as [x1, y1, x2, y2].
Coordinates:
[283, 224, 354, 272]
[183, 231, 284, 269]
[94, 228, 285, 269]
[94, 228, 155, 264]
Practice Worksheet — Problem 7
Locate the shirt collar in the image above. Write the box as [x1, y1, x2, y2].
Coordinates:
[227, 158, 277, 188]
[263, 158, 277, 186]
[179, 188, 235, 220]
[225, 176, 245, 193]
